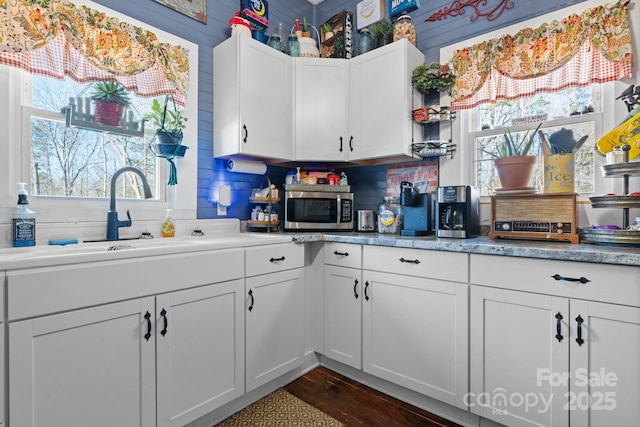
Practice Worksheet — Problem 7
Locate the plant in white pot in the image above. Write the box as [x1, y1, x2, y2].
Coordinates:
[144, 96, 188, 185]
[481, 123, 542, 190]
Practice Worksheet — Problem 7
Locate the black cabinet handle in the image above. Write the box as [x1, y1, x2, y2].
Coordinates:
[269, 256, 286, 263]
[555, 312, 563, 342]
[575, 315, 585, 346]
[160, 308, 168, 337]
[364, 281, 370, 301]
[349, 136, 354, 152]
[248, 289, 254, 312]
[399, 257, 421, 264]
[551, 274, 590, 284]
[339, 136, 343, 152]
[242, 124, 248, 143]
[354, 279, 359, 299]
[334, 251, 349, 257]
[144, 311, 152, 341]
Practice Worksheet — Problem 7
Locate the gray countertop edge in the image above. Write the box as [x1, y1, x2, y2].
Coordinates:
[285, 232, 640, 267]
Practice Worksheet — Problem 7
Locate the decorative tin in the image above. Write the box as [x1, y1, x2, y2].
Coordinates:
[389, 0, 419, 18]
[240, 0, 269, 30]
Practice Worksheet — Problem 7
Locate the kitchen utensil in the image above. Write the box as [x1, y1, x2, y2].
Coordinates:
[548, 128, 588, 154]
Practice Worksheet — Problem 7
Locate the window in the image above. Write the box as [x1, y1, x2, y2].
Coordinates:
[471, 87, 603, 196]
[28, 74, 161, 199]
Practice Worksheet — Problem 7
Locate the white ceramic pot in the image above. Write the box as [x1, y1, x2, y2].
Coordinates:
[298, 37, 320, 58]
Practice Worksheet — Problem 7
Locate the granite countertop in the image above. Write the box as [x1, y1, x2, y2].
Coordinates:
[285, 232, 640, 267]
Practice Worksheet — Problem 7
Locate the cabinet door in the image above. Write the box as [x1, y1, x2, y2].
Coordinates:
[246, 268, 304, 392]
[470, 286, 569, 427]
[348, 39, 423, 161]
[156, 279, 245, 427]
[213, 36, 293, 160]
[323, 265, 362, 369]
[294, 58, 348, 161]
[9, 298, 156, 427]
[362, 270, 468, 409]
[570, 300, 640, 427]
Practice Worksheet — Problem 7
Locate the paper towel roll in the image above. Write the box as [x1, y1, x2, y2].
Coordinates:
[226, 159, 267, 175]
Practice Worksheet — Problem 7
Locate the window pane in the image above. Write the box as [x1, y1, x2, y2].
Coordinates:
[30, 75, 160, 198]
[475, 122, 596, 196]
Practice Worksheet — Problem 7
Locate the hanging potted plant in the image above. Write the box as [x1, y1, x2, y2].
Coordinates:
[481, 123, 542, 190]
[144, 96, 188, 185]
[90, 81, 131, 126]
[412, 63, 456, 94]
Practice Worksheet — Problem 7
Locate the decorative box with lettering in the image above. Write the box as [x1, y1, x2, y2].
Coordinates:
[389, 0, 419, 17]
[320, 10, 354, 59]
[240, 0, 269, 30]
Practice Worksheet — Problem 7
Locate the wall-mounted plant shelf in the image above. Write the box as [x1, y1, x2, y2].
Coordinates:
[61, 97, 146, 138]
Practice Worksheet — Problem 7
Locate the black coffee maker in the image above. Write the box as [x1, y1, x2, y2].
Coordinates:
[436, 185, 480, 238]
[400, 182, 433, 236]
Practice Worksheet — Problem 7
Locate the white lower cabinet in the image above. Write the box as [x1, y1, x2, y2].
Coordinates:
[156, 280, 245, 427]
[245, 243, 305, 392]
[362, 246, 469, 409]
[10, 297, 157, 427]
[470, 254, 640, 427]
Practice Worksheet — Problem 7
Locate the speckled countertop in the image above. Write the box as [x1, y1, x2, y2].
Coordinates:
[285, 232, 640, 267]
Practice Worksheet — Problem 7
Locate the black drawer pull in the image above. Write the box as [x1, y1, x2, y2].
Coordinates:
[349, 136, 354, 152]
[144, 311, 152, 341]
[248, 289, 254, 312]
[399, 257, 421, 264]
[575, 315, 585, 346]
[334, 251, 349, 257]
[364, 281, 370, 301]
[551, 274, 590, 284]
[354, 279, 359, 299]
[339, 136, 343, 152]
[555, 312, 563, 342]
[269, 256, 286, 263]
[160, 308, 168, 337]
[242, 124, 248, 143]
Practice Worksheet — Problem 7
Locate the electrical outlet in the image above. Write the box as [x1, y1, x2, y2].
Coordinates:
[217, 203, 227, 216]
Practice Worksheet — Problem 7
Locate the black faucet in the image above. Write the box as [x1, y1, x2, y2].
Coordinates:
[106, 167, 153, 241]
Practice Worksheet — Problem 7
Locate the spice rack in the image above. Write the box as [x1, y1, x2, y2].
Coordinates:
[580, 144, 640, 245]
[411, 94, 457, 159]
[247, 177, 281, 232]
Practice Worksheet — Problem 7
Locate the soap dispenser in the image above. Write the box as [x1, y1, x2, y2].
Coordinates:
[161, 209, 175, 238]
[13, 182, 36, 247]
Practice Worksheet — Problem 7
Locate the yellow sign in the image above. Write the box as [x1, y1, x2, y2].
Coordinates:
[597, 109, 640, 160]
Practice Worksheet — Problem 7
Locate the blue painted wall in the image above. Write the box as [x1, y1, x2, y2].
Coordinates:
[92, 0, 585, 220]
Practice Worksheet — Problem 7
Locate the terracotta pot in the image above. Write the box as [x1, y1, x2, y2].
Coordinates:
[93, 100, 125, 127]
[494, 156, 537, 189]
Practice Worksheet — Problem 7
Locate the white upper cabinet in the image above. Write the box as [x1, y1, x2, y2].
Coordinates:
[294, 58, 348, 161]
[213, 36, 293, 161]
[348, 39, 424, 162]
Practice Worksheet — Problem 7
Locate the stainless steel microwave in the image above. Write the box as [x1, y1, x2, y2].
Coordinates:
[284, 190, 354, 231]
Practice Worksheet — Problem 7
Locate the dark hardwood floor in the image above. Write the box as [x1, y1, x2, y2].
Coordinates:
[284, 366, 462, 427]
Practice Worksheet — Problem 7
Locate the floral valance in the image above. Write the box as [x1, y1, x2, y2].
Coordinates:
[0, 0, 189, 105]
[451, 0, 634, 110]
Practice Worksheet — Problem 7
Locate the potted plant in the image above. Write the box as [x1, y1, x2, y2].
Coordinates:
[481, 123, 542, 189]
[412, 63, 456, 94]
[144, 96, 188, 156]
[90, 81, 131, 127]
[370, 19, 394, 47]
[322, 22, 334, 39]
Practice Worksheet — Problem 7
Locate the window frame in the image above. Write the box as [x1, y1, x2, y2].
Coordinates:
[0, 0, 199, 225]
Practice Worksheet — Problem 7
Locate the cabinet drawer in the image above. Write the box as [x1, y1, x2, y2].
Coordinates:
[324, 243, 362, 268]
[8, 249, 244, 321]
[363, 246, 468, 283]
[470, 254, 640, 306]
[245, 243, 304, 277]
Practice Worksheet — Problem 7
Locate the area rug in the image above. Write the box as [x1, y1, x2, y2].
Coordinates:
[216, 388, 345, 426]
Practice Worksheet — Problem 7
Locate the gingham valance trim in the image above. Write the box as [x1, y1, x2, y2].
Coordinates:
[0, 0, 189, 105]
[451, 0, 633, 110]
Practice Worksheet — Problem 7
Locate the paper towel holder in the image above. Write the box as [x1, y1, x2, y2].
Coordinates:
[226, 158, 267, 175]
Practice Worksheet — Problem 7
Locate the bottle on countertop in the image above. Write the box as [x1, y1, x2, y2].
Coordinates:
[161, 209, 175, 238]
[13, 182, 36, 247]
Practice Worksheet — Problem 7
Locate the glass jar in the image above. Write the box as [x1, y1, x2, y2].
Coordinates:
[627, 217, 640, 231]
[378, 197, 403, 234]
[268, 34, 283, 51]
[393, 14, 416, 45]
[286, 34, 300, 57]
[357, 28, 373, 55]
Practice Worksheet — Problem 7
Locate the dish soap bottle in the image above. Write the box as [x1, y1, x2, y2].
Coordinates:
[13, 182, 36, 247]
[161, 209, 175, 238]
